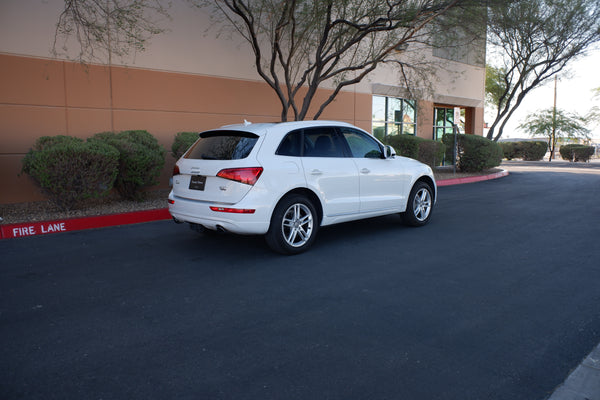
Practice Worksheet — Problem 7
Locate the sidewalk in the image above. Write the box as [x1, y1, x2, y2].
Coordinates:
[548, 343, 600, 400]
[501, 159, 600, 174]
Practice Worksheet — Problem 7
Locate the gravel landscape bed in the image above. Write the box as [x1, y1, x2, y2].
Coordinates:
[1, 189, 171, 225]
[0, 168, 502, 225]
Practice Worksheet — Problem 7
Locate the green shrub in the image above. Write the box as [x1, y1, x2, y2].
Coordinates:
[30, 135, 82, 150]
[91, 130, 166, 200]
[519, 141, 547, 161]
[500, 142, 519, 160]
[171, 131, 199, 159]
[22, 136, 119, 211]
[416, 138, 446, 168]
[384, 134, 420, 159]
[559, 144, 595, 162]
[383, 135, 445, 168]
[500, 141, 547, 161]
[443, 133, 503, 172]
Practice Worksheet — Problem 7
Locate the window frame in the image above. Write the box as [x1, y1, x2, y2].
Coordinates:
[338, 127, 385, 159]
[275, 127, 351, 158]
[184, 130, 259, 160]
[433, 107, 465, 141]
[372, 95, 418, 140]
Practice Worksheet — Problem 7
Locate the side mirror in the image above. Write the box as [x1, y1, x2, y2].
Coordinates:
[384, 145, 396, 159]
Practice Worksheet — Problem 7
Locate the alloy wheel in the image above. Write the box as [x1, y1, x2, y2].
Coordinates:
[413, 188, 432, 222]
[281, 203, 314, 247]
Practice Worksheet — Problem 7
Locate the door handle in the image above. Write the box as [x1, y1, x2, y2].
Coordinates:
[360, 168, 370, 174]
[311, 169, 323, 175]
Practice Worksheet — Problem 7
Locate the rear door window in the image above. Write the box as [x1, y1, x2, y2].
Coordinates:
[276, 127, 347, 157]
[185, 131, 258, 160]
[304, 127, 347, 157]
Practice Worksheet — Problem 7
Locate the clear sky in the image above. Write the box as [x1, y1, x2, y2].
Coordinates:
[486, 49, 600, 141]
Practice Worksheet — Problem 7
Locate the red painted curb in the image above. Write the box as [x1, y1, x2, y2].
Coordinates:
[1, 208, 171, 240]
[436, 169, 509, 187]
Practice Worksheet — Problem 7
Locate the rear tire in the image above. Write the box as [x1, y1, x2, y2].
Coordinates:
[402, 181, 434, 227]
[266, 194, 319, 255]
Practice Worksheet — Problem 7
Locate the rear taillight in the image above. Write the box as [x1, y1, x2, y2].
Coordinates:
[210, 207, 255, 214]
[173, 164, 181, 176]
[217, 167, 263, 185]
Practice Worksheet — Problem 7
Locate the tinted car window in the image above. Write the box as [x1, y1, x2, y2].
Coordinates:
[304, 127, 346, 157]
[185, 131, 258, 160]
[340, 128, 383, 159]
[276, 130, 303, 157]
[277, 127, 347, 157]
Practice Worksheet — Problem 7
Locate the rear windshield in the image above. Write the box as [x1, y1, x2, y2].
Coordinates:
[184, 131, 258, 160]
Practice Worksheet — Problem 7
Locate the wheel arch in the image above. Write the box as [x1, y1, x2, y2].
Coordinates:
[414, 175, 436, 203]
[274, 187, 323, 226]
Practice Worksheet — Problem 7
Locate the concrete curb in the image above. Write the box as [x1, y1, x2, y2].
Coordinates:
[0, 169, 509, 240]
[547, 343, 600, 400]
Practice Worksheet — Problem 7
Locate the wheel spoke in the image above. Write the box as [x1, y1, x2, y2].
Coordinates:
[297, 227, 308, 241]
[293, 204, 301, 220]
[286, 227, 298, 243]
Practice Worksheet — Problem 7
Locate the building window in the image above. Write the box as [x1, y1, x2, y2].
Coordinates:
[372, 96, 417, 141]
[433, 107, 465, 140]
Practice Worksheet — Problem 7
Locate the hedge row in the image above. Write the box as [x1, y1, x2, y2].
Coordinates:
[21, 129, 512, 210]
[500, 141, 547, 161]
[559, 144, 595, 162]
[384, 135, 446, 168]
[442, 133, 503, 172]
[22, 131, 165, 210]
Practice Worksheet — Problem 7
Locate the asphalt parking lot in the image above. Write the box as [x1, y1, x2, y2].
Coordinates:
[1, 164, 600, 399]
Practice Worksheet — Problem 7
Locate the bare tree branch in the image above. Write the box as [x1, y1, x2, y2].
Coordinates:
[194, 0, 482, 121]
[486, 0, 600, 141]
[53, 0, 171, 63]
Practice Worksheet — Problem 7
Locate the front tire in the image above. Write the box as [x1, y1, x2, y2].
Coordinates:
[266, 194, 319, 255]
[402, 181, 433, 227]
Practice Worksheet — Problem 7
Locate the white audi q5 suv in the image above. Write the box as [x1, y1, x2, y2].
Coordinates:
[168, 120, 436, 254]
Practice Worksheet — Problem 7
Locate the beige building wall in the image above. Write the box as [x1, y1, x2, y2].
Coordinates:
[366, 44, 485, 139]
[0, 0, 484, 204]
[0, 54, 372, 203]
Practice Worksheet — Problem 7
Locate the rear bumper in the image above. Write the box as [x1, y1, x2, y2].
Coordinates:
[168, 191, 271, 235]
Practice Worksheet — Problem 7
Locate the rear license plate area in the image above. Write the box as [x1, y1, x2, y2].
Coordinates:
[189, 175, 206, 191]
